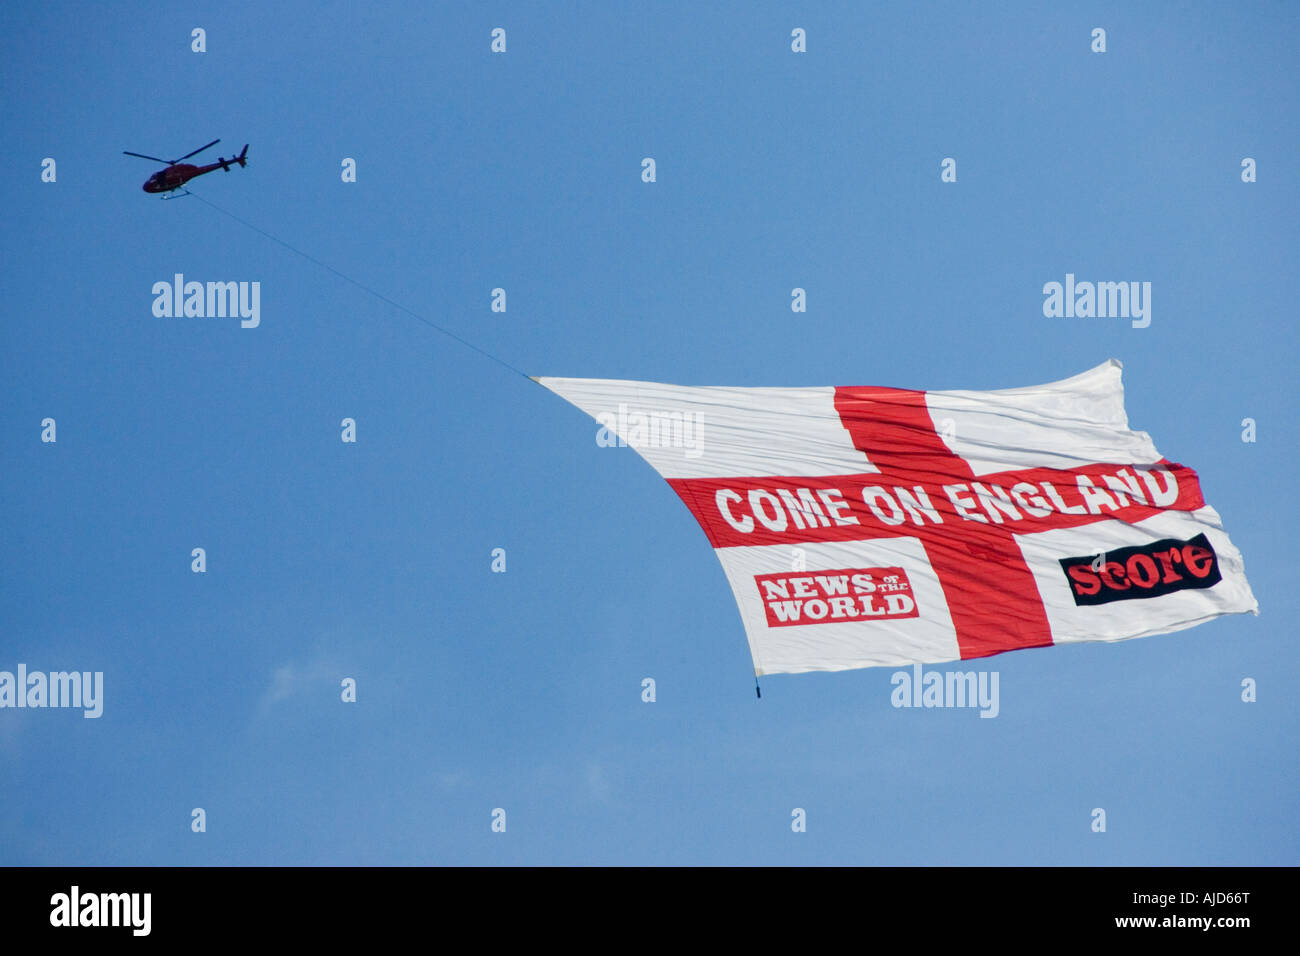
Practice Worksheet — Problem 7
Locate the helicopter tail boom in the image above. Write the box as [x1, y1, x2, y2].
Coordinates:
[215, 145, 248, 173]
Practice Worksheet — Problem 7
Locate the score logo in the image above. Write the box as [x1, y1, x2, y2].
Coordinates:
[755, 567, 919, 627]
[1059, 533, 1222, 606]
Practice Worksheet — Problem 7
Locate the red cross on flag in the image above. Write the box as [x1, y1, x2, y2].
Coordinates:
[536, 360, 1257, 675]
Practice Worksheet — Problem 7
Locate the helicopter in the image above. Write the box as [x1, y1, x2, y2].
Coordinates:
[123, 139, 248, 197]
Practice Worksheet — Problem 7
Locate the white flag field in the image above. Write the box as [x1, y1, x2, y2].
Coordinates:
[536, 360, 1257, 676]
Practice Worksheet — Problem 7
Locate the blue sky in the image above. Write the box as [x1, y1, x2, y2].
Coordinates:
[2, 1, 1296, 864]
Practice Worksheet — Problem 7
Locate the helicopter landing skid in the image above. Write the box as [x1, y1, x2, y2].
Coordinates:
[161, 188, 193, 201]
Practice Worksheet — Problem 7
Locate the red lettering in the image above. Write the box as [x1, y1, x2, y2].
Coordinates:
[1099, 561, 1130, 590]
[1183, 544, 1215, 578]
[1152, 547, 1183, 584]
[1061, 534, 1219, 607]
[1127, 553, 1160, 588]
[1067, 564, 1101, 595]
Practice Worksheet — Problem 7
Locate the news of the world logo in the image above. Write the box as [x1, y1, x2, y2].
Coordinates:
[755, 567, 918, 627]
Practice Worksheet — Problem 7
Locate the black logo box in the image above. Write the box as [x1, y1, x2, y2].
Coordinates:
[1059, 533, 1221, 606]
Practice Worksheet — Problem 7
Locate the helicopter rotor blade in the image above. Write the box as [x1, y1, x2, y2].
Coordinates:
[123, 150, 171, 164]
[175, 138, 220, 162]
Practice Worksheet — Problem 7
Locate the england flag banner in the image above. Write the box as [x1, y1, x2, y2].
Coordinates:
[536, 360, 1257, 676]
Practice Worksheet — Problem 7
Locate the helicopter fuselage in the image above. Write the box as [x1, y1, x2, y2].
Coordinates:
[143, 162, 213, 193]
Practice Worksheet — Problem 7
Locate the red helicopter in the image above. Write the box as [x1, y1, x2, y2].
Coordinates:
[123, 139, 248, 197]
